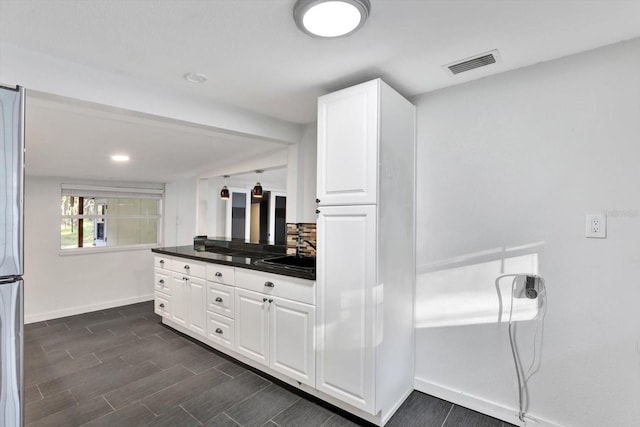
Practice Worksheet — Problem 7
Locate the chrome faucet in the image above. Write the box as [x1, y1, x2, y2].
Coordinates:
[296, 237, 316, 256]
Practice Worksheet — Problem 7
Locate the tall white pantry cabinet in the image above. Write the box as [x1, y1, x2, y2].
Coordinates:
[315, 78, 416, 424]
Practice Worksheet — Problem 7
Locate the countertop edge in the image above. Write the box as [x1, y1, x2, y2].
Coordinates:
[152, 247, 316, 281]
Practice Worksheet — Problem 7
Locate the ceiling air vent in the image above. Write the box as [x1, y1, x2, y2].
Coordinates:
[445, 50, 500, 75]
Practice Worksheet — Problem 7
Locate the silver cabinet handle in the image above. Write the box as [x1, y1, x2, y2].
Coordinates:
[159, 259, 164, 264]
[159, 303, 165, 308]
[184, 265, 190, 270]
[158, 279, 164, 284]
[215, 328, 223, 334]
[263, 297, 268, 302]
[215, 272, 222, 277]
[215, 297, 223, 303]
[183, 277, 188, 281]
[316, 198, 320, 203]
[316, 209, 320, 214]
[264, 281, 275, 288]
[268, 299, 273, 303]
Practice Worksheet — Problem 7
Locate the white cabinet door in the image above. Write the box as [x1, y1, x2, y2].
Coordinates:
[235, 289, 269, 366]
[187, 276, 206, 337]
[269, 297, 315, 387]
[317, 79, 378, 206]
[170, 275, 188, 327]
[316, 205, 377, 414]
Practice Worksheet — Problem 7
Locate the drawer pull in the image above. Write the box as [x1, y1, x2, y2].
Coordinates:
[159, 303, 165, 308]
[268, 299, 273, 303]
[215, 328, 223, 334]
[263, 297, 268, 302]
[184, 265, 190, 270]
[158, 279, 164, 284]
[264, 281, 275, 288]
[183, 277, 188, 281]
[215, 297, 223, 303]
[215, 272, 222, 277]
[159, 259, 164, 265]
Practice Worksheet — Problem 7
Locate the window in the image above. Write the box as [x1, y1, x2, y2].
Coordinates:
[60, 184, 163, 251]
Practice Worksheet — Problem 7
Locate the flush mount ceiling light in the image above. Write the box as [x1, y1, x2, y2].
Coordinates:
[111, 154, 129, 162]
[293, 0, 371, 38]
[184, 72, 208, 83]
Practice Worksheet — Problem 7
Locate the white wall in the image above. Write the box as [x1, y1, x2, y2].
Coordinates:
[164, 177, 199, 246]
[287, 122, 317, 223]
[414, 38, 640, 427]
[24, 176, 155, 323]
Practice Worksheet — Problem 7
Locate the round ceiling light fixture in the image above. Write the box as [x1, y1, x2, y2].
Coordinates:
[111, 154, 130, 162]
[293, 0, 371, 38]
[184, 72, 208, 83]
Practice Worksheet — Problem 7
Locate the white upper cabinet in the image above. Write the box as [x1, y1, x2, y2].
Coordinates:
[317, 79, 379, 206]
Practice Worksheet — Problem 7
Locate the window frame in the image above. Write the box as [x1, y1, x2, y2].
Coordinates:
[59, 184, 164, 254]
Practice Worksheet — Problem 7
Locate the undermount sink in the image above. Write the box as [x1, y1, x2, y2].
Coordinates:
[257, 255, 316, 269]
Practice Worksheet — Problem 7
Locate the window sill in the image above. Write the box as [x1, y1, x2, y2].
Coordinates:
[59, 243, 161, 256]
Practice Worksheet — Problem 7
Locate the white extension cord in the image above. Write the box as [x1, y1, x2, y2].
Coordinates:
[495, 274, 547, 425]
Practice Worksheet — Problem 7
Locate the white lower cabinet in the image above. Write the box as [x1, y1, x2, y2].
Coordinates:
[170, 273, 206, 337]
[269, 295, 315, 386]
[235, 289, 270, 365]
[235, 288, 315, 387]
[206, 311, 235, 350]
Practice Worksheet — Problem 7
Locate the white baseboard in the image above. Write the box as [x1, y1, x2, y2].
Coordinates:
[25, 294, 154, 323]
[414, 377, 562, 427]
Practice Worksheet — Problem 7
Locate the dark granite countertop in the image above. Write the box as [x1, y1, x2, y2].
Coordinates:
[152, 246, 316, 281]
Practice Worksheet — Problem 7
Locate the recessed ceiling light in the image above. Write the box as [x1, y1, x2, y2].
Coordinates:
[111, 154, 130, 162]
[184, 72, 208, 83]
[293, 0, 371, 38]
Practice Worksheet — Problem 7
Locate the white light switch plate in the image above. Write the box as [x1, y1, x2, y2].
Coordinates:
[586, 214, 606, 238]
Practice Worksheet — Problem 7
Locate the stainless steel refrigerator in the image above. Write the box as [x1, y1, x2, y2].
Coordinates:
[0, 85, 25, 427]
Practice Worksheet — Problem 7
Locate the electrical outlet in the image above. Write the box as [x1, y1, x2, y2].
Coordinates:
[586, 214, 606, 238]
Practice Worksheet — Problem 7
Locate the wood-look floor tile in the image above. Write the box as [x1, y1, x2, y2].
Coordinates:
[141, 368, 232, 415]
[271, 398, 334, 427]
[144, 406, 202, 427]
[225, 383, 300, 427]
[24, 385, 42, 405]
[25, 353, 100, 388]
[181, 371, 270, 423]
[24, 321, 49, 331]
[25, 349, 72, 372]
[443, 405, 503, 427]
[81, 401, 156, 427]
[71, 360, 161, 403]
[386, 391, 452, 427]
[202, 413, 243, 427]
[103, 364, 194, 409]
[37, 357, 127, 397]
[25, 389, 77, 424]
[26, 396, 113, 427]
[24, 323, 69, 342]
[321, 413, 364, 427]
[215, 360, 247, 378]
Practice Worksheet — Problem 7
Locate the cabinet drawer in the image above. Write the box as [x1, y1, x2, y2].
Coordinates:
[206, 264, 235, 285]
[154, 255, 172, 271]
[171, 259, 206, 278]
[206, 282, 235, 318]
[235, 269, 315, 305]
[154, 293, 171, 317]
[207, 312, 235, 350]
[154, 270, 171, 295]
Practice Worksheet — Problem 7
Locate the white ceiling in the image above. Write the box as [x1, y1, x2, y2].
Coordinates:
[3, 0, 640, 181]
[26, 91, 287, 182]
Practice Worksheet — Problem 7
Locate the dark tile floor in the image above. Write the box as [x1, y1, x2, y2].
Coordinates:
[25, 301, 515, 427]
